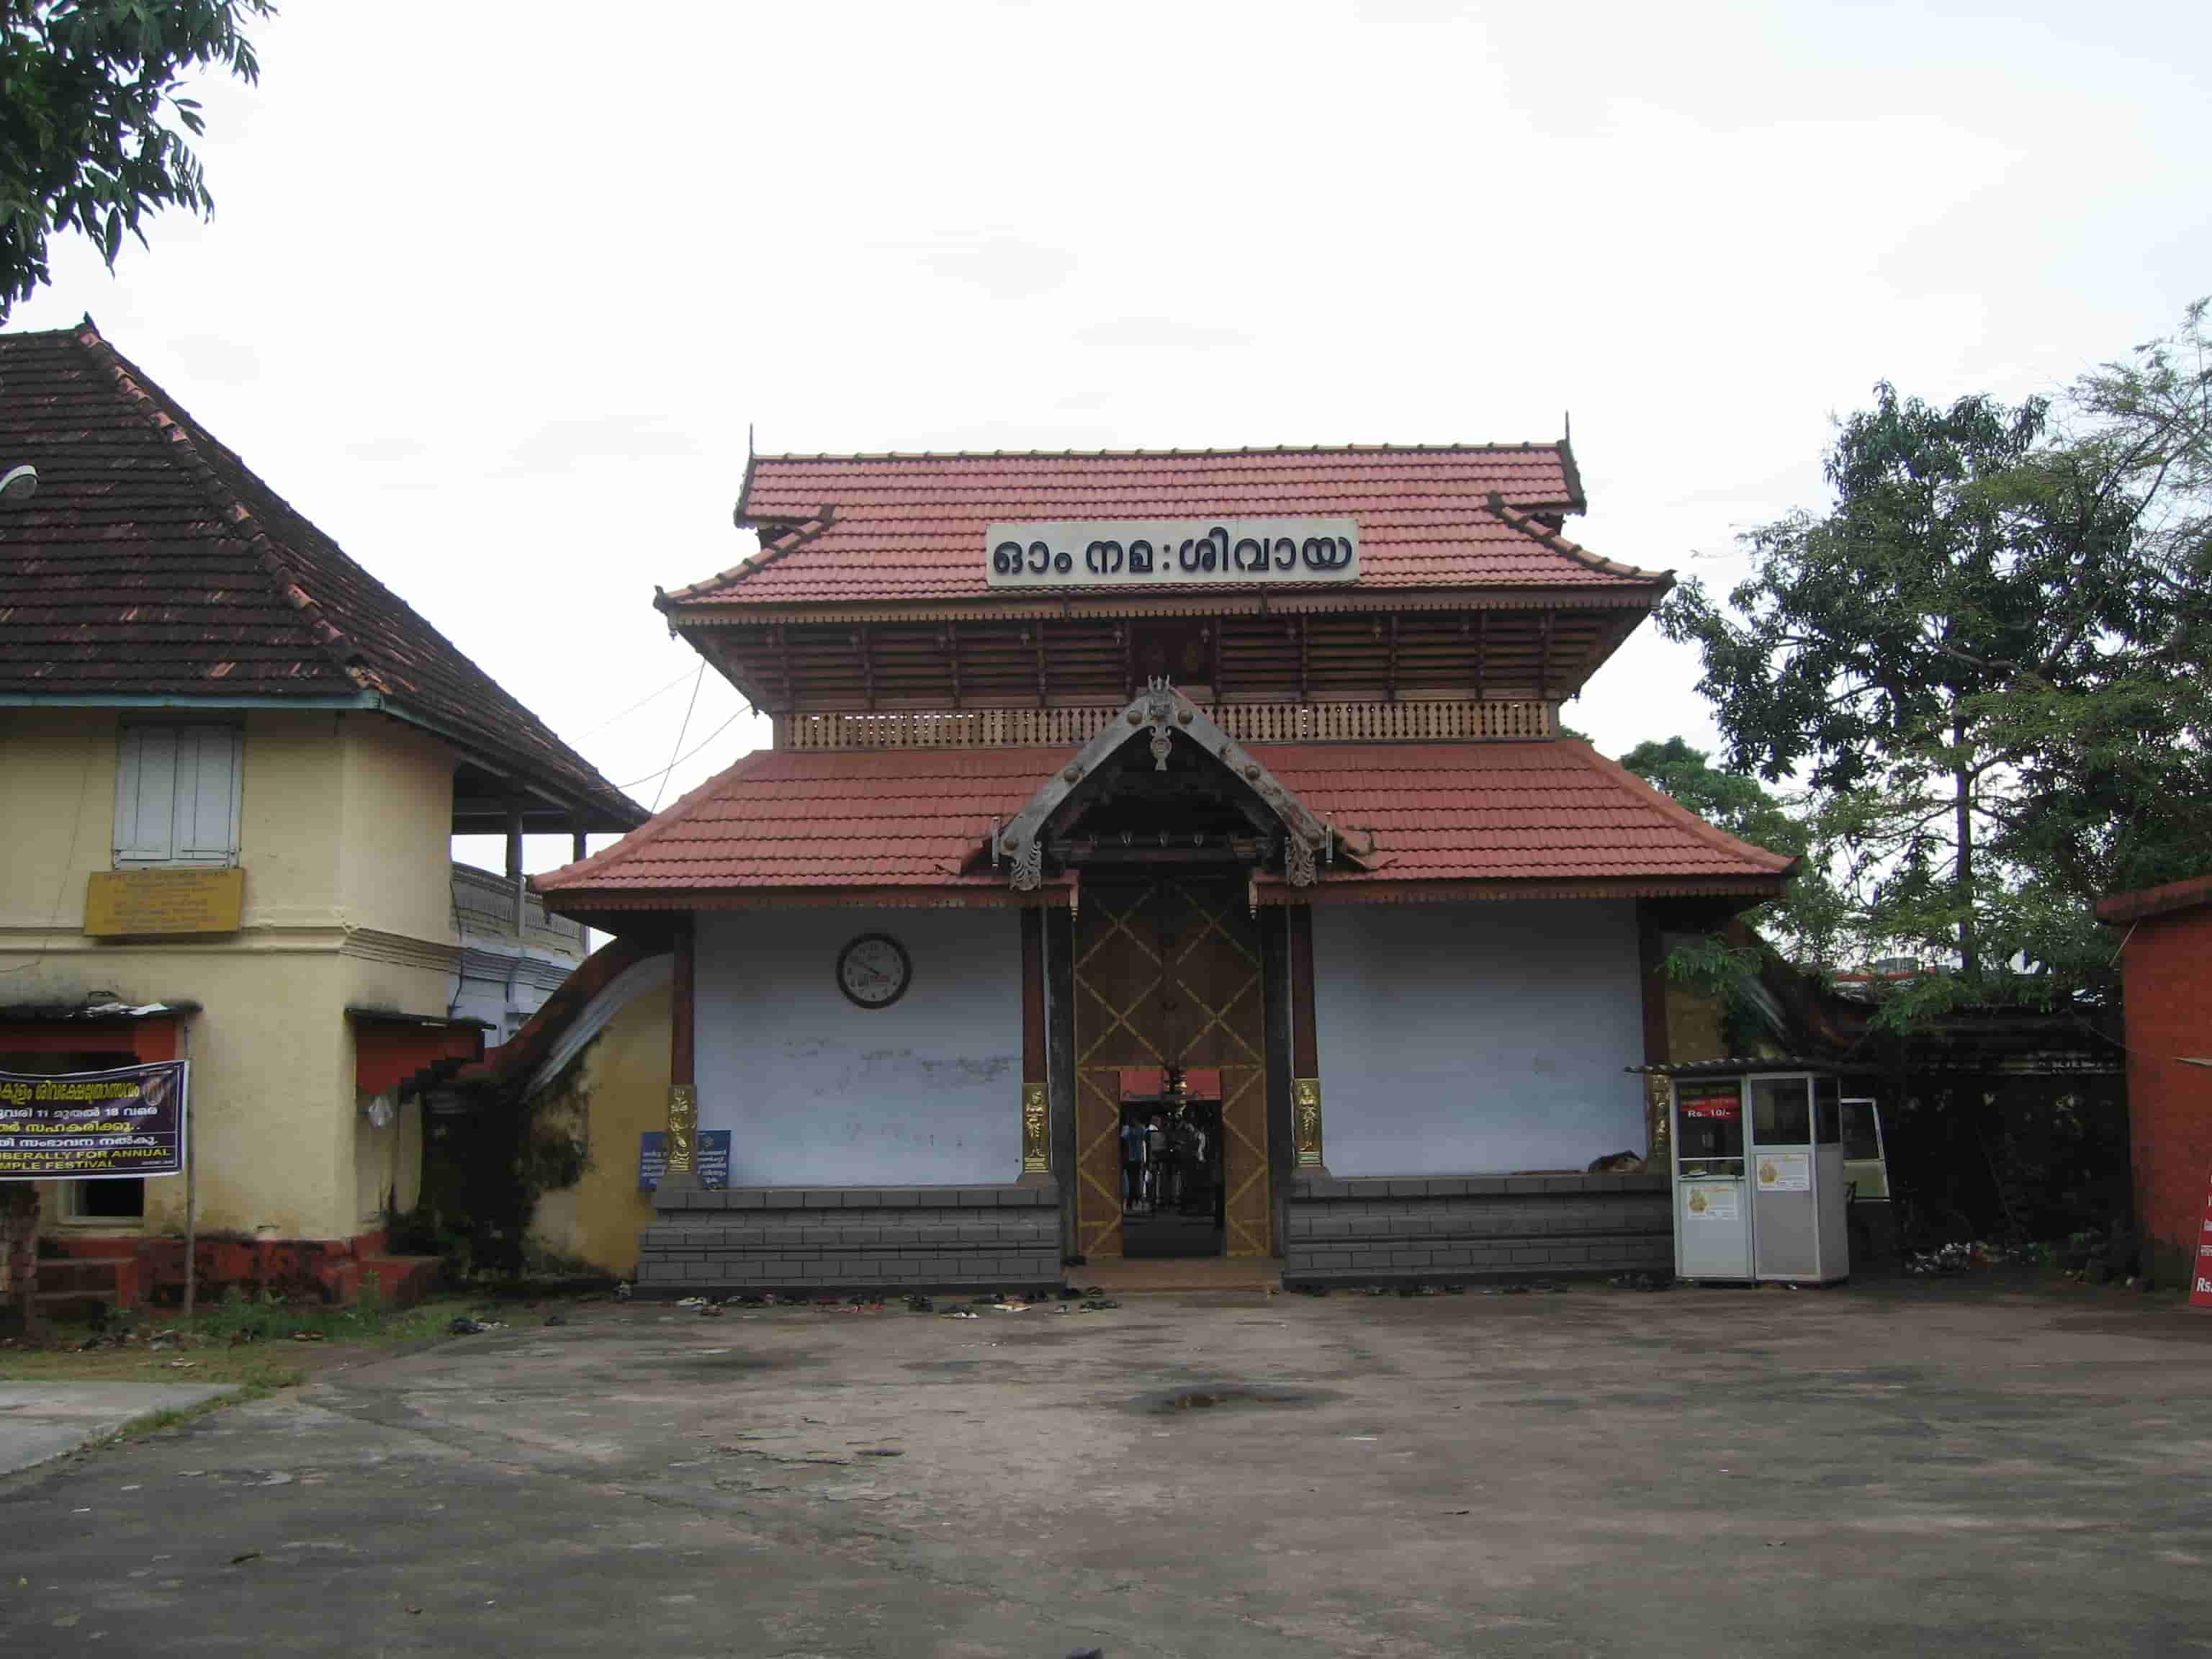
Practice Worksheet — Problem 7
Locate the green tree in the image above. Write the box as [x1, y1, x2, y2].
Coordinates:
[1659, 300, 2212, 1015]
[0, 0, 274, 320]
[1987, 302, 2212, 922]
[1618, 735, 1844, 967]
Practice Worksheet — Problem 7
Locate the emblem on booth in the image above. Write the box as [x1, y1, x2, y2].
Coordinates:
[836, 932, 912, 1009]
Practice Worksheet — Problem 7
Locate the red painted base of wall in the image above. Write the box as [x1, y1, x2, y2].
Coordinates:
[45, 1231, 442, 1311]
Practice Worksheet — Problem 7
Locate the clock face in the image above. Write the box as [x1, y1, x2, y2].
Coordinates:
[836, 932, 912, 1009]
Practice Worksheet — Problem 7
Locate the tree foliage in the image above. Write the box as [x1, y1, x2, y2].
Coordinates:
[1659, 300, 2212, 1017]
[0, 0, 273, 320]
[1618, 736, 1845, 968]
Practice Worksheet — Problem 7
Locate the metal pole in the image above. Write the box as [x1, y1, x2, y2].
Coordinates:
[506, 802, 526, 933]
[181, 1025, 196, 1327]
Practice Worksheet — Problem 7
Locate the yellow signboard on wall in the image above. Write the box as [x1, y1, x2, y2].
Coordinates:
[84, 868, 245, 937]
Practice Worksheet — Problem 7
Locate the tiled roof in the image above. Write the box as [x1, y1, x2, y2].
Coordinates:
[0, 323, 643, 830]
[534, 738, 1791, 907]
[1264, 741, 1795, 888]
[2095, 872, 2212, 926]
[663, 445, 1661, 608]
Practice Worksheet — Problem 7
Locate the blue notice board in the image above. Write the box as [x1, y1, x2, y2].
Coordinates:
[638, 1130, 729, 1191]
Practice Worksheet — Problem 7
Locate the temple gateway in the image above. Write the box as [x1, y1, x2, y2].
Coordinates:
[534, 445, 1794, 1292]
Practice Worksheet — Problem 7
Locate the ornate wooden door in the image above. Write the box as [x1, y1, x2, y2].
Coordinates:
[1074, 878, 1272, 1258]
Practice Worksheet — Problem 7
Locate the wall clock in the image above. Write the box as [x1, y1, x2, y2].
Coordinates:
[836, 932, 912, 1009]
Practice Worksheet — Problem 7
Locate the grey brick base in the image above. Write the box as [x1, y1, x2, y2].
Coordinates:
[635, 1183, 1061, 1295]
[1285, 1172, 1669, 1284]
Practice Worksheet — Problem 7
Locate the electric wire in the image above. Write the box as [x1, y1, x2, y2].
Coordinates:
[617, 704, 750, 796]
[647, 664, 706, 813]
[571, 664, 703, 741]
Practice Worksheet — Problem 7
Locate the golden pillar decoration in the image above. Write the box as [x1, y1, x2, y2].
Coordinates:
[1293, 1076, 1324, 1168]
[1020, 1082, 1050, 1174]
[665, 1083, 698, 1174]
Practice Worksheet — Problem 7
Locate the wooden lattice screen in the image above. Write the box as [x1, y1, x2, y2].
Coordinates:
[1073, 878, 1272, 1259]
[783, 698, 1554, 750]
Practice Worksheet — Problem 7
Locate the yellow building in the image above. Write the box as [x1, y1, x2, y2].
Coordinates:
[0, 322, 641, 1312]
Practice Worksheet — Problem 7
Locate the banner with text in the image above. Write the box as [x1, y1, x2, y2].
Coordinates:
[0, 1061, 189, 1181]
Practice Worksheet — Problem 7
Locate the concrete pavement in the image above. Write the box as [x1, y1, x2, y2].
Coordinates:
[0, 1381, 235, 1476]
[2, 1280, 2209, 1655]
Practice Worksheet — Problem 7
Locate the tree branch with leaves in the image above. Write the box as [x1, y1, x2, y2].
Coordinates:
[0, 0, 274, 320]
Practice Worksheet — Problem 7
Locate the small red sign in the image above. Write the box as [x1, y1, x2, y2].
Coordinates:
[1681, 1094, 1741, 1120]
[2193, 1165, 2212, 1310]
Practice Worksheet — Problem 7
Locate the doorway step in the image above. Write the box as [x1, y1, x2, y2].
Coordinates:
[1076, 1256, 1282, 1294]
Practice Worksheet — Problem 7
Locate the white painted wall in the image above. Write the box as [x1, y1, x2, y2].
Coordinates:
[1312, 900, 1645, 1176]
[695, 908, 1022, 1186]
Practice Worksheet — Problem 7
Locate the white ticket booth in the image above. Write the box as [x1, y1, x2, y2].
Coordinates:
[1659, 1064, 1851, 1285]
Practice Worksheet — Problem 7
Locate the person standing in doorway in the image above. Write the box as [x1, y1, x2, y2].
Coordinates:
[1122, 1111, 1148, 1213]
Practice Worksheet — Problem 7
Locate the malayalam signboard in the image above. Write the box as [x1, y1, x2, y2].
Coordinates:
[0, 1061, 189, 1181]
[84, 868, 243, 937]
[984, 518, 1359, 588]
[638, 1130, 730, 1192]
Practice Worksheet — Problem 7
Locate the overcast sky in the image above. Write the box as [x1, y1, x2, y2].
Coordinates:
[9, 1, 2207, 871]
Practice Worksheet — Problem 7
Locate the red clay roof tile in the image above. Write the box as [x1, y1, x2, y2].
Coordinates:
[663, 445, 1658, 608]
[534, 738, 1791, 905]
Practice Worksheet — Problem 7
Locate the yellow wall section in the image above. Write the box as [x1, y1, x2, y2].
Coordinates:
[0, 709, 121, 933]
[0, 707, 464, 1243]
[337, 715, 456, 945]
[529, 979, 671, 1277]
[235, 709, 346, 928]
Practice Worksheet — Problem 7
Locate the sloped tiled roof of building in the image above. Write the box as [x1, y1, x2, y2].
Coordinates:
[0, 322, 642, 829]
[533, 737, 1791, 908]
[661, 444, 1663, 608]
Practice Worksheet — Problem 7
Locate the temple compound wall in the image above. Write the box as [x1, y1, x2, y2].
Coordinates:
[636, 908, 1061, 1290]
[616, 892, 1670, 1293]
[693, 909, 1023, 1188]
[1313, 900, 1645, 1176]
[1284, 899, 1667, 1285]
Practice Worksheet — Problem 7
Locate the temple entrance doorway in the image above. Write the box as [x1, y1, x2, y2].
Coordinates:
[1074, 878, 1272, 1260]
[1115, 1071, 1225, 1259]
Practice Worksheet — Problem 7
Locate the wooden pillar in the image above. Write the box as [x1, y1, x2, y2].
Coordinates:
[570, 828, 588, 864]
[1262, 904, 1297, 1251]
[662, 914, 699, 1187]
[1289, 905, 1326, 1171]
[1018, 906, 1049, 1182]
[1044, 899, 1078, 1252]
